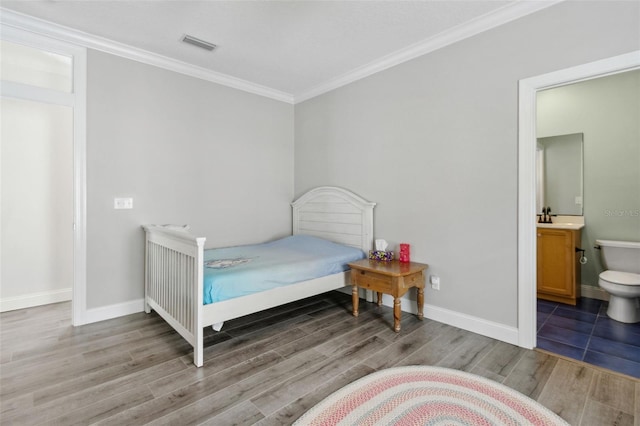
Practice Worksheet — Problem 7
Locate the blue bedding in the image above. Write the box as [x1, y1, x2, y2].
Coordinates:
[203, 235, 365, 304]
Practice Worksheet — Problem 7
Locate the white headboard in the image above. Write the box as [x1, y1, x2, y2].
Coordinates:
[292, 186, 376, 254]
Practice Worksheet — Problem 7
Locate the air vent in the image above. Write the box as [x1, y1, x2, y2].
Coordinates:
[182, 35, 217, 51]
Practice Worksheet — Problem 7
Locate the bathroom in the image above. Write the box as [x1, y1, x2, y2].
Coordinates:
[535, 69, 640, 378]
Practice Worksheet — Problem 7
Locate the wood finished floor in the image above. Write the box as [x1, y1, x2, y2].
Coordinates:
[1, 291, 638, 426]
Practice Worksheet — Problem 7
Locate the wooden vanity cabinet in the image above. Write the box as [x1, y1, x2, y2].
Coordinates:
[537, 228, 582, 305]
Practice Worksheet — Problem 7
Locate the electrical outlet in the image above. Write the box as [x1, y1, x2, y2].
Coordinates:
[430, 275, 440, 290]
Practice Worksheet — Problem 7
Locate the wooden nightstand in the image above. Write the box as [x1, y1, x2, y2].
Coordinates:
[347, 259, 428, 332]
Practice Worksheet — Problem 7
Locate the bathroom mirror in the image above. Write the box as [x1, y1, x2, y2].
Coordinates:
[536, 133, 584, 215]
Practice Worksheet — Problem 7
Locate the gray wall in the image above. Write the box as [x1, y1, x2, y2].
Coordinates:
[87, 51, 294, 309]
[538, 70, 640, 288]
[294, 1, 639, 327]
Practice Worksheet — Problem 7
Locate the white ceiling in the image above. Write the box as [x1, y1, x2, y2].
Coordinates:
[0, 1, 558, 102]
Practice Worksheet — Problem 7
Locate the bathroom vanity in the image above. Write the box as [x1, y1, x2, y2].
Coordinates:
[535, 133, 584, 305]
[537, 222, 583, 305]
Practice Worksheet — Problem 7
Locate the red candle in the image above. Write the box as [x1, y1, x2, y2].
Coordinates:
[399, 243, 410, 263]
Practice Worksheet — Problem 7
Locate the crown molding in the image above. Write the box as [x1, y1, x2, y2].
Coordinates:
[1, 2, 563, 105]
[294, 0, 564, 103]
[0, 8, 295, 104]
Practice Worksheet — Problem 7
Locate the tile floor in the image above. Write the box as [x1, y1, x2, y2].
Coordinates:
[537, 297, 640, 378]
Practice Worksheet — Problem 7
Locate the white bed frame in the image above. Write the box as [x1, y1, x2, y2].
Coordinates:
[143, 186, 375, 367]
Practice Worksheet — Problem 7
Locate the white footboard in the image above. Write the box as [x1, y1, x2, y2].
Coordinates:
[143, 225, 206, 367]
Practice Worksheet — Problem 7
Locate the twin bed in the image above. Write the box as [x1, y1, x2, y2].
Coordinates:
[143, 186, 376, 367]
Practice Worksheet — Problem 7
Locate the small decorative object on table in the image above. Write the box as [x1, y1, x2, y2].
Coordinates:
[369, 250, 394, 261]
[369, 238, 393, 261]
[399, 243, 410, 263]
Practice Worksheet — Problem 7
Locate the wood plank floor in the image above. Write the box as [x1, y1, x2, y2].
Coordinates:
[1, 291, 638, 425]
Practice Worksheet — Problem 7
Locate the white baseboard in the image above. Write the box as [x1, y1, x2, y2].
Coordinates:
[422, 303, 519, 345]
[341, 288, 519, 345]
[82, 298, 145, 325]
[0, 288, 72, 312]
[375, 293, 519, 346]
[81, 288, 519, 342]
[77, 287, 605, 337]
[71, 286, 607, 338]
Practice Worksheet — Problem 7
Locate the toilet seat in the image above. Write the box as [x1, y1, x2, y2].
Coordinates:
[599, 270, 640, 286]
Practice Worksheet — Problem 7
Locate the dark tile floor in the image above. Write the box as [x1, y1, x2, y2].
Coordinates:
[537, 297, 640, 379]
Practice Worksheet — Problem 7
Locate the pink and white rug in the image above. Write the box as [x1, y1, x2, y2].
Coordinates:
[294, 366, 568, 425]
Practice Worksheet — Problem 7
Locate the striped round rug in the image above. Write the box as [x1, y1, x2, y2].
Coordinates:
[294, 366, 568, 426]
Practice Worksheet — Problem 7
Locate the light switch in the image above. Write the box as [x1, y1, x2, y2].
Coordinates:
[114, 197, 133, 209]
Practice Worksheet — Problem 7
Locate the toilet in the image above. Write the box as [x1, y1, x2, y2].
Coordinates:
[597, 239, 640, 323]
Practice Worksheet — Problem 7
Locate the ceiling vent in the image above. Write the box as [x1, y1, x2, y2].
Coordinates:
[182, 35, 217, 51]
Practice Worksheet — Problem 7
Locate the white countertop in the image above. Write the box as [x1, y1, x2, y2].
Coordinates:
[537, 223, 585, 230]
[536, 215, 584, 230]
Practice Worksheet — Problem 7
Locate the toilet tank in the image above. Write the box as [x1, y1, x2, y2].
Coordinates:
[596, 240, 640, 274]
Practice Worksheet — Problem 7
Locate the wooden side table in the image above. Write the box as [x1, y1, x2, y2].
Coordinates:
[347, 259, 428, 332]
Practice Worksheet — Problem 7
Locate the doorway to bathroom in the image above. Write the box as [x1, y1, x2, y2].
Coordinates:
[517, 51, 640, 378]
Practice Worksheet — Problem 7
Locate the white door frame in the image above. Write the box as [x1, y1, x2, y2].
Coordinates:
[0, 26, 88, 326]
[517, 50, 640, 348]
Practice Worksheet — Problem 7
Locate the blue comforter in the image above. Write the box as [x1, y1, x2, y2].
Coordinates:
[203, 235, 365, 304]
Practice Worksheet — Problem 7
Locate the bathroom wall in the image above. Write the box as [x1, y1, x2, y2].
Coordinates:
[537, 70, 640, 288]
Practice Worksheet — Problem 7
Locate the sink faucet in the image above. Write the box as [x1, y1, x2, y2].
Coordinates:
[538, 207, 553, 223]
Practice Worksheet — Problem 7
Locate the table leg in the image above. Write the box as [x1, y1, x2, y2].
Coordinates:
[352, 285, 359, 317]
[417, 287, 424, 320]
[377, 292, 383, 306]
[393, 298, 401, 332]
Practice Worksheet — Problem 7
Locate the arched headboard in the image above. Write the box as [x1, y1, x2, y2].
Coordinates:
[291, 186, 376, 254]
